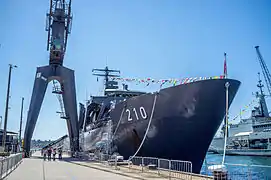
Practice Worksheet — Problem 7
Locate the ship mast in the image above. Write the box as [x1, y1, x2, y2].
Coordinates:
[92, 66, 120, 95]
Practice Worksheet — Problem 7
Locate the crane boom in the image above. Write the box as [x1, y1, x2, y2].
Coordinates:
[255, 46, 271, 96]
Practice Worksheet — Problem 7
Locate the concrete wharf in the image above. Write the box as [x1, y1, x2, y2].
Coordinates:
[4, 151, 213, 180]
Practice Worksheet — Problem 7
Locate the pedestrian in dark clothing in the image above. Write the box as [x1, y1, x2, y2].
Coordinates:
[53, 149, 56, 161]
[58, 149, 62, 160]
[43, 149, 47, 161]
[47, 148, 52, 161]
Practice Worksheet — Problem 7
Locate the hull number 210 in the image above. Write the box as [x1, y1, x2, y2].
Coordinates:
[126, 107, 148, 121]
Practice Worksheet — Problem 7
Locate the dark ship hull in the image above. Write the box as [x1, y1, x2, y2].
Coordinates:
[80, 78, 240, 173]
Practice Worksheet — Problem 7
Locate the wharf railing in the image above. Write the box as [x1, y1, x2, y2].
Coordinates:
[201, 161, 270, 180]
[0, 153, 23, 179]
[127, 156, 194, 180]
[90, 154, 210, 180]
[63, 151, 72, 157]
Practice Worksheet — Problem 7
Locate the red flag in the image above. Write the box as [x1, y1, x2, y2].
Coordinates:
[224, 52, 227, 78]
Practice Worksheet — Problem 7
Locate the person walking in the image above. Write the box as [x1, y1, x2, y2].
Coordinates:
[47, 147, 52, 161]
[58, 148, 62, 160]
[52, 149, 56, 161]
[43, 149, 47, 161]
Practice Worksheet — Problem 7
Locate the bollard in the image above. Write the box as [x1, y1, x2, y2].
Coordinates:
[114, 156, 120, 170]
[169, 160, 171, 179]
[141, 157, 144, 172]
[208, 164, 228, 180]
[114, 156, 117, 170]
[213, 169, 228, 180]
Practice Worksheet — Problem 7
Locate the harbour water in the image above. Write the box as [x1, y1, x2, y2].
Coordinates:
[202, 153, 271, 179]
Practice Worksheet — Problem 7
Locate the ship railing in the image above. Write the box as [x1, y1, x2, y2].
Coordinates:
[201, 161, 269, 179]
[0, 153, 23, 179]
[127, 156, 193, 179]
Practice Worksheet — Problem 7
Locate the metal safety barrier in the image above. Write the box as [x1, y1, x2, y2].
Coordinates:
[129, 156, 144, 172]
[0, 153, 23, 179]
[143, 157, 159, 167]
[62, 150, 72, 157]
[77, 153, 195, 179]
[128, 156, 193, 179]
[90, 153, 121, 170]
[170, 160, 193, 180]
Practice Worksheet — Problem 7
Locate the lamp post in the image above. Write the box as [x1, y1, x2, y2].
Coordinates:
[2, 64, 17, 152]
[19, 97, 24, 147]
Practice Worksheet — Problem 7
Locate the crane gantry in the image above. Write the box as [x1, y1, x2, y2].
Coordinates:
[23, 0, 79, 157]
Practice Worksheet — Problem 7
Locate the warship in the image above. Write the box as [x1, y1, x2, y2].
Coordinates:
[209, 75, 271, 156]
[78, 66, 240, 173]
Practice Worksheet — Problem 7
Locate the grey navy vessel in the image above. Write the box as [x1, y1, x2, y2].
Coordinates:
[78, 66, 240, 173]
[209, 74, 271, 156]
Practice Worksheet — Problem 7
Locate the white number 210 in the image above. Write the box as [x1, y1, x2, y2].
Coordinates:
[126, 107, 147, 121]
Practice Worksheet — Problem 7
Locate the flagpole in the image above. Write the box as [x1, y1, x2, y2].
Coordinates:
[224, 52, 227, 78]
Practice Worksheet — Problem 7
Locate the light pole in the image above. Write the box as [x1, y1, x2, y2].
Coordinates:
[19, 97, 24, 147]
[2, 64, 17, 152]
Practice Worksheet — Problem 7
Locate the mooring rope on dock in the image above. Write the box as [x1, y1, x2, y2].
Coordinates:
[128, 92, 158, 161]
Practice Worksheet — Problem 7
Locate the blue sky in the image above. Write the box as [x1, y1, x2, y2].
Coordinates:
[0, 0, 270, 140]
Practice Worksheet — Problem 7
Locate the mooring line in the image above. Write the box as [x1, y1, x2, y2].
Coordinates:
[128, 92, 158, 161]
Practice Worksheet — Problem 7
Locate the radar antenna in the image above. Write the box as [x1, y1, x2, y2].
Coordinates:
[92, 66, 120, 94]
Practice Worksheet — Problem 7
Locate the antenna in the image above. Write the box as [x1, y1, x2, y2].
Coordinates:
[223, 52, 227, 78]
[92, 66, 120, 94]
[106, 56, 108, 67]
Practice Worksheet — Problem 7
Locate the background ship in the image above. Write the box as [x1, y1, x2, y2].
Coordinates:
[209, 46, 271, 157]
[78, 66, 240, 173]
[209, 74, 271, 156]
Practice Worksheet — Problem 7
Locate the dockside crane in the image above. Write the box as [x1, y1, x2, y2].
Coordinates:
[255, 46, 271, 96]
[24, 0, 79, 157]
[46, 0, 72, 119]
